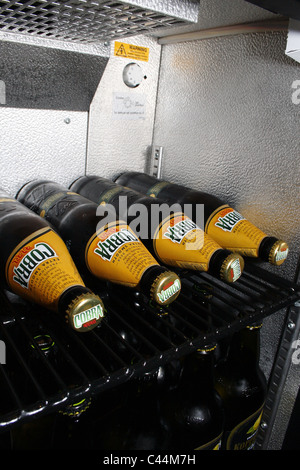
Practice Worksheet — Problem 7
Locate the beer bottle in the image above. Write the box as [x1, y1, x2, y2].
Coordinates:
[10, 330, 59, 450]
[16, 181, 181, 307]
[99, 368, 170, 451]
[13, 397, 95, 450]
[69, 176, 244, 283]
[51, 396, 93, 449]
[159, 344, 224, 450]
[0, 190, 104, 332]
[214, 322, 267, 450]
[114, 172, 288, 266]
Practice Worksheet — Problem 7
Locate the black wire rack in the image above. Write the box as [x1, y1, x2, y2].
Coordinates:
[0, 262, 299, 432]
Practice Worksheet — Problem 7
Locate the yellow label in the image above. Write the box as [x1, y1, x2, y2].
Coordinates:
[195, 433, 223, 450]
[85, 221, 159, 288]
[205, 205, 267, 257]
[114, 41, 149, 62]
[6, 228, 85, 311]
[226, 406, 264, 450]
[153, 213, 221, 271]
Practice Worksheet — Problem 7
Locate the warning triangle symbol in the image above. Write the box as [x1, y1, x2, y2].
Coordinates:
[116, 44, 127, 57]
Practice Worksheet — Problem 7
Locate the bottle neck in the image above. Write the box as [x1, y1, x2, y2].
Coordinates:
[132, 369, 161, 406]
[226, 323, 262, 367]
[258, 236, 278, 261]
[181, 346, 216, 392]
[139, 265, 170, 299]
[57, 285, 92, 316]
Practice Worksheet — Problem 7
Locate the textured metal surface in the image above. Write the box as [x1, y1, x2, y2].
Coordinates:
[0, 41, 108, 110]
[150, 0, 279, 39]
[151, 31, 300, 283]
[86, 35, 161, 177]
[148, 29, 300, 449]
[0, 108, 88, 196]
[255, 303, 300, 449]
[0, 0, 199, 45]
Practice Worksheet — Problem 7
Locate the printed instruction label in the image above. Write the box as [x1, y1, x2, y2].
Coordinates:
[114, 41, 149, 62]
[113, 92, 145, 120]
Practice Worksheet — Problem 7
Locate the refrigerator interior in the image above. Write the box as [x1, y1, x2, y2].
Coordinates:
[0, 0, 300, 451]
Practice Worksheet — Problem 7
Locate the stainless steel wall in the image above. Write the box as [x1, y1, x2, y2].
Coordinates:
[152, 31, 299, 283]
[151, 29, 300, 449]
[0, 41, 109, 196]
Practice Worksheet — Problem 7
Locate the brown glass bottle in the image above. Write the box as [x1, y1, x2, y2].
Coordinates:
[11, 330, 93, 450]
[158, 344, 224, 450]
[16, 181, 181, 306]
[0, 190, 104, 332]
[214, 322, 267, 450]
[114, 172, 288, 266]
[70, 175, 244, 283]
[50, 396, 94, 450]
[99, 369, 170, 451]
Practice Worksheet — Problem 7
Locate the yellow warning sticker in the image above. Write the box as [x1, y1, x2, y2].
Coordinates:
[114, 41, 149, 62]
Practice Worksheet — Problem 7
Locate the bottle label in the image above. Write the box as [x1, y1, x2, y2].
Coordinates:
[0, 197, 15, 203]
[38, 191, 78, 217]
[73, 303, 104, 330]
[195, 433, 223, 450]
[146, 181, 172, 198]
[157, 278, 181, 304]
[205, 205, 267, 257]
[224, 405, 264, 450]
[275, 247, 288, 263]
[85, 221, 159, 287]
[5, 227, 85, 310]
[97, 186, 124, 205]
[153, 212, 221, 271]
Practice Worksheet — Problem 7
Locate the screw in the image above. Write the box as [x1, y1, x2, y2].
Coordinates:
[64, 118, 71, 124]
[260, 421, 268, 429]
[288, 320, 296, 330]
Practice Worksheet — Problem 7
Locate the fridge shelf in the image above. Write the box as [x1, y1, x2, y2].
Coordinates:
[0, 262, 299, 431]
[0, 0, 199, 45]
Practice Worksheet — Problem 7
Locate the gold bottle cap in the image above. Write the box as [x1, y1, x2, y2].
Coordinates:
[150, 271, 181, 306]
[220, 253, 244, 283]
[197, 344, 217, 353]
[268, 240, 289, 266]
[66, 293, 105, 333]
[59, 397, 92, 417]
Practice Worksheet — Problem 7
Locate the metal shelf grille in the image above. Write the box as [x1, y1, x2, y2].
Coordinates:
[0, 262, 299, 431]
[0, 0, 197, 44]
